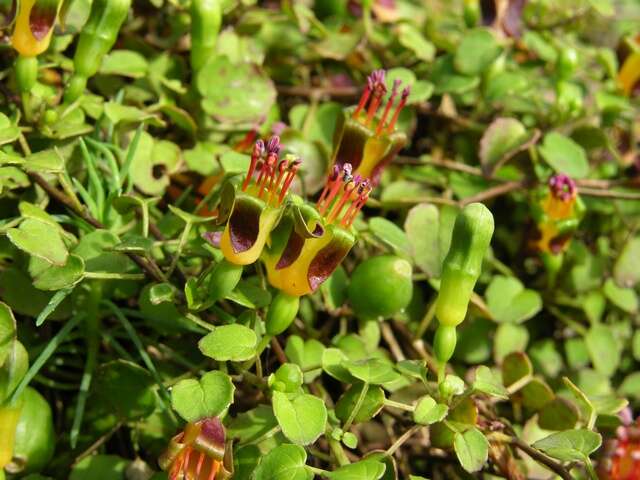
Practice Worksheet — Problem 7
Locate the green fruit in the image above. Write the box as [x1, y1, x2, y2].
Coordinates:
[6, 387, 55, 474]
[348, 255, 413, 319]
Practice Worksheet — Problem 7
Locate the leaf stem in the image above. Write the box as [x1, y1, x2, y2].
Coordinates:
[343, 382, 369, 431]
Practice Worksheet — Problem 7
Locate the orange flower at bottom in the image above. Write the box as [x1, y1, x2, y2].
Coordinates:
[159, 417, 231, 480]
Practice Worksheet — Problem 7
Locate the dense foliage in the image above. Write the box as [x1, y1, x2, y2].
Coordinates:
[0, 0, 639, 479]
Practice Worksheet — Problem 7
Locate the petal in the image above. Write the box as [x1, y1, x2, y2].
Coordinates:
[331, 113, 371, 173]
[193, 417, 226, 460]
[29, 0, 60, 40]
[307, 226, 355, 291]
[228, 196, 262, 253]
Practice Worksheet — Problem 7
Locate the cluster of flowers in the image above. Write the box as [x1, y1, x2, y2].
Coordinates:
[161, 71, 410, 479]
[212, 70, 410, 297]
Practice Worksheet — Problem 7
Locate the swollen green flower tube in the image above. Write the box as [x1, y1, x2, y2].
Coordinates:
[434, 203, 494, 382]
[64, 0, 131, 103]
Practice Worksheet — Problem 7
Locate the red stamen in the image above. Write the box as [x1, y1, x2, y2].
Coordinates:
[342, 180, 371, 227]
[278, 159, 302, 205]
[258, 136, 281, 199]
[376, 79, 401, 135]
[183, 447, 191, 477]
[195, 451, 206, 477]
[269, 160, 288, 205]
[317, 165, 340, 208]
[364, 77, 387, 127]
[327, 179, 358, 224]
[353, 77, 373, 118]
[386, 86, 410, 133]
[318, 164, 352, 215]
[207, 461, 219, 480]
[242, 140, 265, 191]
[344, 191, 370, 227]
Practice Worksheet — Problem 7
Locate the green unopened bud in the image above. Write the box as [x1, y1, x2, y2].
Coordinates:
[435, 203, 494, 328]
[265, 292, 300, 336]
[190, 0, 222, 73]
[208, 259, 243, 303]
[434, 324, 457, 365]
[64, 0, 131, 103]
[268, 363, 303, 393]
[15, 56, 38, 94]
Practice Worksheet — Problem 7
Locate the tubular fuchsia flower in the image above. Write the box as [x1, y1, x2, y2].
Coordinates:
[530, 173, 584, 254]
[262, 163, 371, 297]
[218, 136, 301, 265]
[158, 417, 231, 480]
[331, 69, 410, 186]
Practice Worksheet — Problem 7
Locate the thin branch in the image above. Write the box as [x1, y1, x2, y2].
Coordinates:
[509, 437, 573, 480]
[397, 155, 484, 177]
[460, 180, 528, 206]
[270, 336, 288, 365]
[276, 85, 360, 98]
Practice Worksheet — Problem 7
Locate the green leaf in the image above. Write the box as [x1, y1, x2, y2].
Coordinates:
[285, 335, 325, 383]
[31, 254, 85, 291]
[7, 218, 69, 266]
[100, 50, 149, 78]
[454, 28, 501, 75]
[0, 302, 16, 368]
[538, 397, 580, 430]
[93, 360, 155, 421]
[272, 391, 327, 445]
[346, 358, 397, 385]
[335, 383, 385, 424]
[413, 395, 448, 425]
[322, 348, 355, 383]
[532, 429, 602, 463]
[585, 324, 620, 376]
[104, 102, 162, 126]
[501, 352, 533, 388]
[197, 57, 276, 124]
[603, 278, 638, 313]
[198, 324, 257, 362]
[404, 204, 441, 277]
[486, 275, 542, 324]
[619, 372, 640, 400]
[369, 217, 411, 258]
[227, 405, 278, 444]
[0, 112, 21, 146]
[253, 444, 312, 480]
[397, 24, 435, 62]
[325, 459, 387, 480]
[520, 378, 555, 410]
[171, 370, 235, 422]
[538, 132, 589, 178]
[70, 455, 130, 480]
[479, 117, 532, 175]
[453, 427, 489, 473]
[473, 366, 508, 399]
[494, 324, 529, 362]
[614, 237, 640, 287]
